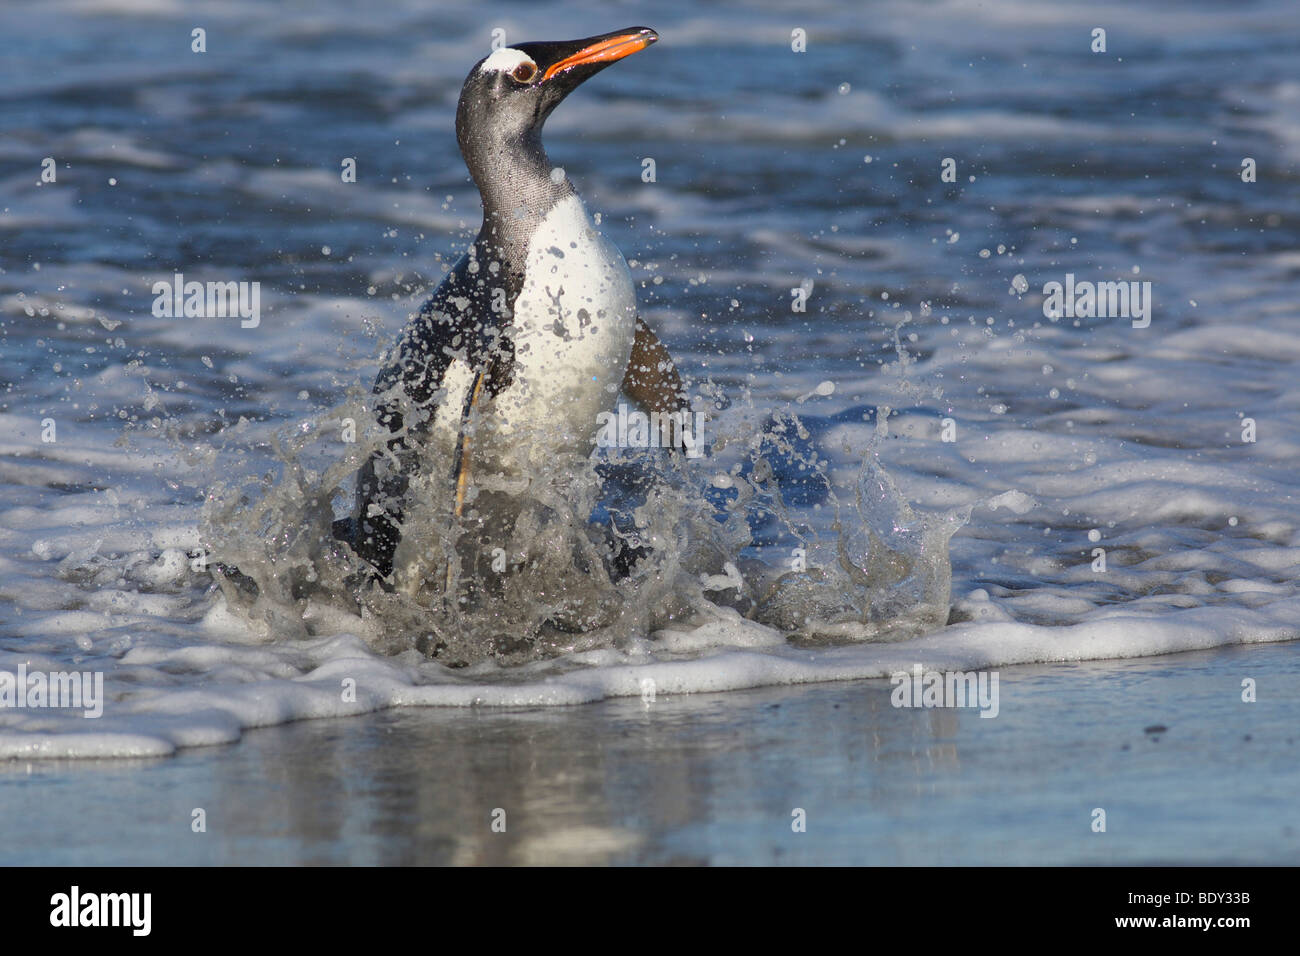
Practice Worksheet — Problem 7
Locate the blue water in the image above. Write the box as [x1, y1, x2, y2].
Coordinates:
[2, 642, 1297, 865]
[0, 0, 1297, 871]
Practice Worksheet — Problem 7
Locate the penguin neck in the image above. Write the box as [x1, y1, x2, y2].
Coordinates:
[466, 131, 577, 249]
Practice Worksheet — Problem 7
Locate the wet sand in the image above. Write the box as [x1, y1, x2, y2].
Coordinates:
[2, 642, 1297, 865]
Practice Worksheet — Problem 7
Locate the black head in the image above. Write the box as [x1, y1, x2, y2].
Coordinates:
[455, 27, 657, 184]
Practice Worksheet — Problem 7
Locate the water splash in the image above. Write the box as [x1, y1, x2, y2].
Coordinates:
[196, 377, 966, 668]
[750, 405, 967, 641]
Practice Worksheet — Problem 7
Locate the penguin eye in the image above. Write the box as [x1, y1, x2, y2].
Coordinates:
[511, 61, 538, 83]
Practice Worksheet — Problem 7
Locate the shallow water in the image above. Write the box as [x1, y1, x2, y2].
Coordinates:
[2, 0, 1299, 757]
[3, 643, 1297, 865]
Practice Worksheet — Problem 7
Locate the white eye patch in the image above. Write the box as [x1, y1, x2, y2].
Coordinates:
[480, 47, 536, 75]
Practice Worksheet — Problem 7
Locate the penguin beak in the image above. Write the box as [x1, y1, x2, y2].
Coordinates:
[541, 27, 658, 83]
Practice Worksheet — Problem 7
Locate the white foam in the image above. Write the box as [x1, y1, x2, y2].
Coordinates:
[4, 0, 1299, 761]
[3, 591, 1297, 760]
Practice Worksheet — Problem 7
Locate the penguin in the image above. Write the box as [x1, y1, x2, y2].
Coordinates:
[348, 27, 691, 601]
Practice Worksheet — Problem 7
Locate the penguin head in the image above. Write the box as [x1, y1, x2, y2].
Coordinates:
[456, 27, 657, 161]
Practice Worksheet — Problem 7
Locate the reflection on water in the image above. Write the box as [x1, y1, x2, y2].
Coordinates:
[3, 644, 1299, 865]
[210, 680, 959, 865]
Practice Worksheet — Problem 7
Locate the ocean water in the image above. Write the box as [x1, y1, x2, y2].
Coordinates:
[4, 643, 1298, 865]
[2, 0, 1299, 759]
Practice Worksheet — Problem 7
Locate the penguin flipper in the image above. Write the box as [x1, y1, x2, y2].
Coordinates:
[351, 259, 484, 579]
[621, 315, 689, 416]
[600, 317, 695, 579]
[621, 315, 698, 457]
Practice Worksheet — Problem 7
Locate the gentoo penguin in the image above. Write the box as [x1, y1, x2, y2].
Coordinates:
[350, 27, 690, 601]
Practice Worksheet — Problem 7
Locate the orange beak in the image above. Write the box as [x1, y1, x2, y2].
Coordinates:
[542, 29, 657, 82]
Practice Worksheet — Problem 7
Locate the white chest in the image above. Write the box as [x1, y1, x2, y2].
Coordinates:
[431, 195, 637, 472]
[511, 194, 637, 402]
[391, 196, 637, 595]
